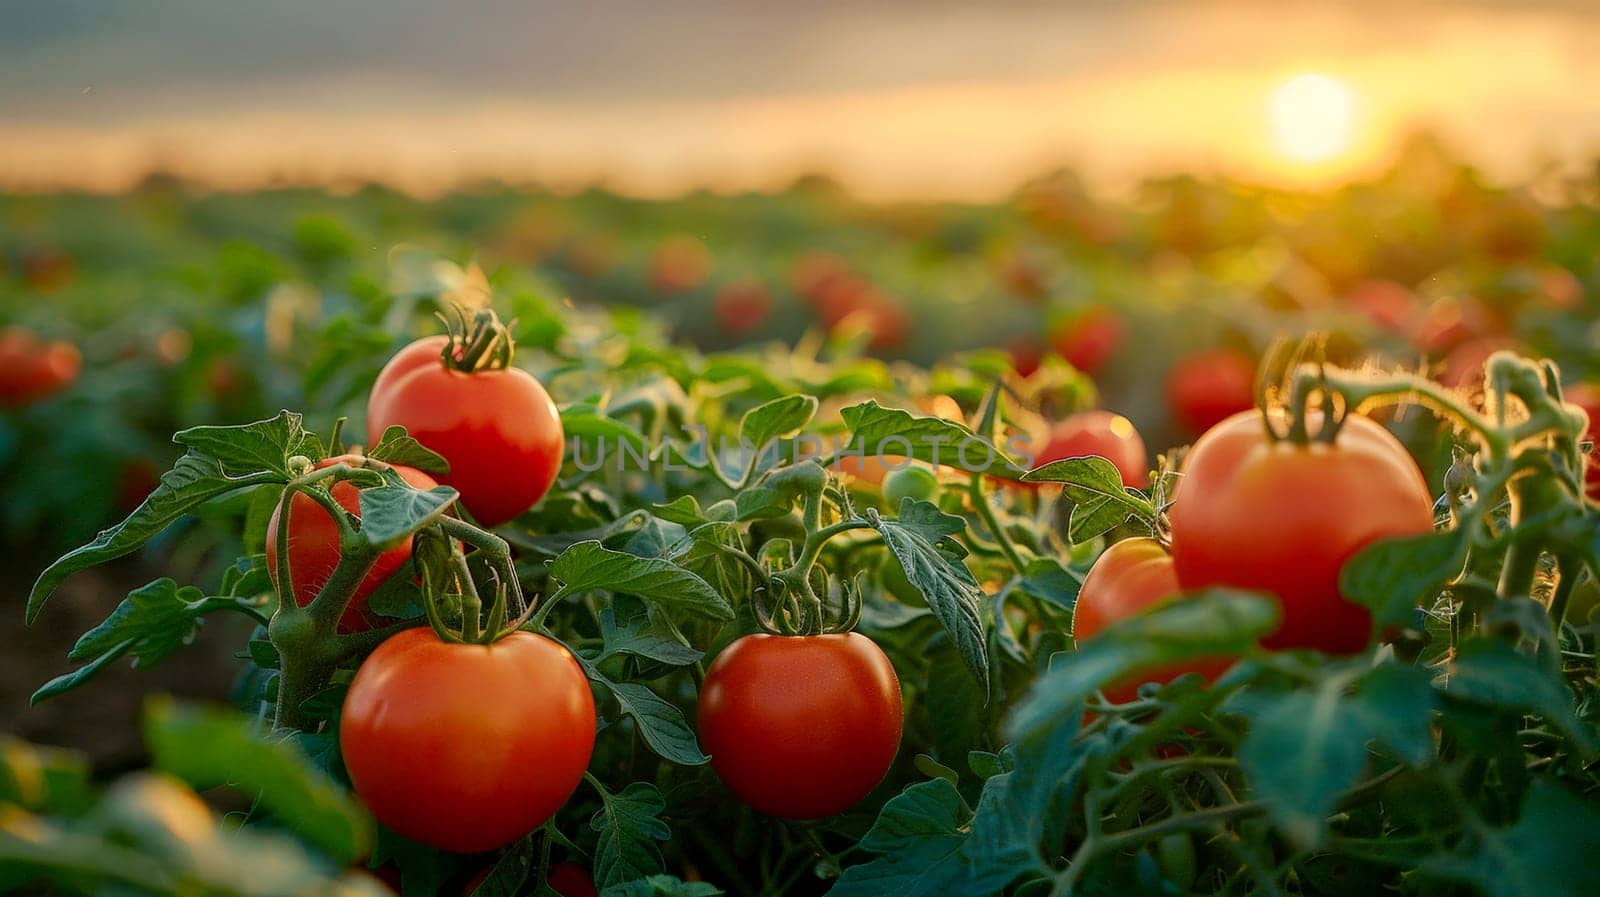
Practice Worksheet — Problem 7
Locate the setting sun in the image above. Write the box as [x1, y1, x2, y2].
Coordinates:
[1270, 73, 1356, 163]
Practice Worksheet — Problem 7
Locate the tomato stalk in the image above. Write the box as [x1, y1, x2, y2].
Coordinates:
[1287, 353, 1591, 627]
[440, 307, 516, 372]
[266, 466, 388, 729]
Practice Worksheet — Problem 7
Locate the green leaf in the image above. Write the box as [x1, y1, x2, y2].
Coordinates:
[358, 479, 459, 548]
[0, 737, 94, 816]
[1008, 590, 1277, 745]
[871, 500, 990, 692]
[1421, 781, 1600, 897]
[1342, 530, 1467, 629]
[1443, 640, 1598, 758]
[367, 425, 450, 475]
[1021, 457, 1157, 542]
[739, 394, 819, 452]
[604, 679, 710, 766]
[550, 541, 733, 621]
[29, 453, 281, 623]
[1233, 664, 1440, 846]
[652, 495, 708, 527]
[669, 523, 754, 613]
[608, 876, 723, 897]
[964, 714, 1081, 890]
[828, 778, 985, 897]
[563, 406, 649, 452]
[142, 698, 372, 864]
[839, 400, 1021, 478]
[172, 410, 322, 479]
[33, 578, 267, 705]
[468, 833, 534, 897]
[590, 782, 672, 892]
[595, 606, 704, 667]
[1233, 677, 1371, 846]
[1013, 557, 1082, 613]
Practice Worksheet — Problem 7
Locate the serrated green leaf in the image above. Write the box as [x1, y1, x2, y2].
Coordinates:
[29, 454, 281, 623]
[550, 541, 733, 621]
[1421, 781, 1600, 897]
[604, 680, 709, 766]
[591, 782, 672, 892]
[172, 410, 323, 478]
[367, 425, 451, 475]
[871, 500, 989, 692]
[595, 606, 704, 667]
[839, 401, 1020, 478]
[1233, 676, 1370, 846]
[1021, 456, 1156, 541]
[357, 479, 459, 547]
[828, 778, 984, 897]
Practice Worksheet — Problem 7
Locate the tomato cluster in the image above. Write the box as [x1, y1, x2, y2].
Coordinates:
[1071, 405, 1436, 700]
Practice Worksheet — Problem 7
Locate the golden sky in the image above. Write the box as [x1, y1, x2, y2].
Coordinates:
[3, 2, 1599, 199]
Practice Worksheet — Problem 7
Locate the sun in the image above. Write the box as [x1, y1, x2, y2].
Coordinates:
[1269, 73, 1356, 163]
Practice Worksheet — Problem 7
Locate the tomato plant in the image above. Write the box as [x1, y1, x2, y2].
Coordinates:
[1167, 409, 1435, 653]
[265, 454, 440, 633]
[10, 175, 1600, 897]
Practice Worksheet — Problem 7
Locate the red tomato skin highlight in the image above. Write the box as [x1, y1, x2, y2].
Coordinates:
[340, 629, 596, 854]
[698, 633, 903, 819]
[1035, 410, 1149, 489]
[367, 341, 564, 528]
[1168, 411, 1435, 654]
[264, 456, 439, 634]
[1072, 538, 1234, 704]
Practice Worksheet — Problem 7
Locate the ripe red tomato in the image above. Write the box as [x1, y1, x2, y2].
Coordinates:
[713, 280, 773, 335]
[367, 340, 564, 527]
[648, 236, 713, 294]
[546, 862, 598, 897]
[1033, 410, 1149, 489]
[1072, 538, 1234, 704]
[0, 328, 81, 407]
[1347, 279, 1416, 333]
[1168, 411, 1434, 654]
[698, 633, 902, 819]
[1166, 349, 1257, 435]
[832, 294, 908, 351]
[1439, 338, 1519, 390]
[1564, 382, 1600, 501]
[341, 628, 596, 854]
[1051, 307, 1123, 375]
[264, 455, 439, 634]
[1008, 338, 1045, 379]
